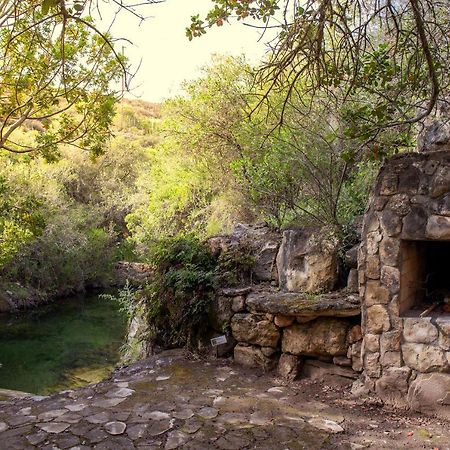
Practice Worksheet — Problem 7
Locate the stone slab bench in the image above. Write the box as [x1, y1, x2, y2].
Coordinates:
[246, 289, 361, 317]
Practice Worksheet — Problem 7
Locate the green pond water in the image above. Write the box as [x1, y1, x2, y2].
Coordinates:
[0, 294, 128, 396]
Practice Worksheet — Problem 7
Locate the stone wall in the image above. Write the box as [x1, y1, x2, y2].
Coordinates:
[209, 223, 363, 383]
[210, 152, 450, 419]
[358, 151, 450, 418]
[212, 287, 362, 383]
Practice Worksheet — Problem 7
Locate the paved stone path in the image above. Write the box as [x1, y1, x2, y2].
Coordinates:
[0, 350, 449, 449]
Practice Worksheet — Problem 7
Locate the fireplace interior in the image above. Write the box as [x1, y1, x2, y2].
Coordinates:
[400, 240, 450, 317]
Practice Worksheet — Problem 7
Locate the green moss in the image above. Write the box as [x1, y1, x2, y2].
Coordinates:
[301, 292, 321, 302]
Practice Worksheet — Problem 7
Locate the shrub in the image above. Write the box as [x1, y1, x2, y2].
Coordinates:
[215, 242, 256, 287]
[141, 235, 218, 348]
[100, 281, 139, 318]
[0, 175, 46, 268]
[6, 209, 118, 296]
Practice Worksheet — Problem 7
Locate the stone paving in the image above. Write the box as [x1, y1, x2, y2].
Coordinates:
[0, 350, 449, 449]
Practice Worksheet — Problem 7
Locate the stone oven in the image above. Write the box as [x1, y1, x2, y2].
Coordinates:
[399, 240, 450, 316]
[358, 150, 450, 417]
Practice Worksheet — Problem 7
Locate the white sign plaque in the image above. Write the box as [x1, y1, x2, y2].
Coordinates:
[211, 335, 227, 346]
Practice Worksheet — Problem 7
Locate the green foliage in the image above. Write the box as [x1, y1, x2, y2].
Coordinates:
[187, 0, 279, 39]
[126, 56, 257, 248]
[0, 174, 46, 267]
[338, 160, 381, 224]
[193, 1, 450, 144]
[0, 2, 123, 158]
[7, 211, 116, 296]
[0, 99, 158, 296]
[216, 243, 256, 287]
[128, 56, 391, 251]
[141, 235, 217, 348]
[100, 281, 139, 318]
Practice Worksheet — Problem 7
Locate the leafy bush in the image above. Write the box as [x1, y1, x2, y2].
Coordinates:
[215, 242, 256, 287]
[100, 281, 139, 318]
[0, 99, 158, 297]
[338, 160, 381, 224]
[6, 210, 117, 296]
[141, 235, 218, 349]
[0, 174, 46, 268]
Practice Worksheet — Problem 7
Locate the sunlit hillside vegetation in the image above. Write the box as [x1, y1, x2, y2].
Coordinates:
[127, 56, 392, 250]
[1, 55, 410, 301]
[0, 99, 160, 299]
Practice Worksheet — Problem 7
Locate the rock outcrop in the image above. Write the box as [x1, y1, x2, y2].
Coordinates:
[276, 227, 338, 293]
[208, 223, 281, 282]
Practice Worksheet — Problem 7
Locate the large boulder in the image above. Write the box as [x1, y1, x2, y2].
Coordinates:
[276, 227, 338, 293]
[122, 313, 154, 363]
[407, 373, 450, 419]
[282, 318, 350, 357]
[233, 224, 281, 281]
[208, 223, 281, 282]
[344, 244, 359, 269]
[234, 344, 278, 371]
[231, 313, 280, 348]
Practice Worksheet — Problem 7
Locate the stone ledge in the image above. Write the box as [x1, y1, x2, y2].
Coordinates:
[216, 286, 253, 297]
[246, 290, 360, 317]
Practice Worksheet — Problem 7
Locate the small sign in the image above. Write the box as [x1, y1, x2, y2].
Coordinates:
[211, 335, 227, 346]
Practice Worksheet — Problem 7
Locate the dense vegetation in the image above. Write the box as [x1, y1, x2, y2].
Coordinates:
[128, 55, 395, 245]
[0, 48, 418, 303]
[0, 100, 160, 299]
[1, 1, 448, 337]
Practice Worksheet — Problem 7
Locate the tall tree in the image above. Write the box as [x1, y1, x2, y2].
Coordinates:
[0, 0, 161, 158]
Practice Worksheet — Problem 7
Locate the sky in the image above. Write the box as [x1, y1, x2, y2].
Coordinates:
[106, 0, 272, 102]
